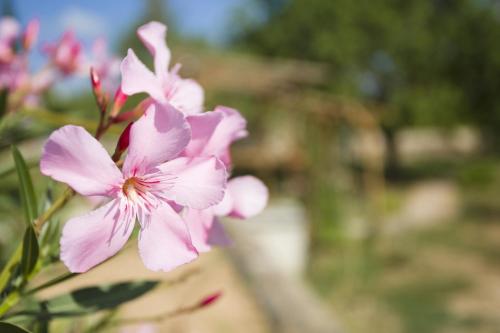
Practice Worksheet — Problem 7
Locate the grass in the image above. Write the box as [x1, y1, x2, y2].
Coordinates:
[381, 278, 471, 333]
[308, 156, 500, 333]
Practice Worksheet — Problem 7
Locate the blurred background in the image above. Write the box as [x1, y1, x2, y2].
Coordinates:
[2, 0, 500, 332]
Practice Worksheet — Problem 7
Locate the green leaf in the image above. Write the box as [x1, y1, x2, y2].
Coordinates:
[11, 281, 159, 319]
[20, 227, 39, 279]
[11, 146, 38, 226]
[0, 322, 31, 333]
[47, 280, 159, 314]
[0, 244, 22, 294]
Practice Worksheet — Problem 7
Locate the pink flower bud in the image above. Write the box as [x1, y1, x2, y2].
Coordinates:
[112, 122, 133, 161]
[23, 19, 39, 50]
[110, 87, 127, 117]
[90, 67, 101, 92]
[112, 110, 135, 123]
[198, 291, 222, 308]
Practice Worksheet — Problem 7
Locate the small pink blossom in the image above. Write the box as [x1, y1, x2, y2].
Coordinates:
[87, 37, 120, 92]
[0, 18, 51, 106]
[0, 17, 20, 63]
[44, 31, 82, 75]
[120, 21, 204, 114]
[177, 106, 267, 252]
[0, 17, 26, 91]
[41, 103, 227, 272]
[0, 57, 28, 91]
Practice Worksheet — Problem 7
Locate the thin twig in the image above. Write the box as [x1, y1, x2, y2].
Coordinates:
[24, 272, 78, 296]
[33, 188, 75, 235]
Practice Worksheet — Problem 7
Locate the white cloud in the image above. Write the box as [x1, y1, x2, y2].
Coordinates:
[59, 6, 106, 38]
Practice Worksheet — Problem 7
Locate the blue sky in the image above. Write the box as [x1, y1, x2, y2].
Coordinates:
[11, 0, 260, 51]
[6, 0, 262, 93]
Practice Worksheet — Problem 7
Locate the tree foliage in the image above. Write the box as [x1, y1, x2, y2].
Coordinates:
[237, 0, 500, 144]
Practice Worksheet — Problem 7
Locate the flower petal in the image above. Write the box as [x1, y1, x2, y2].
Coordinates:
[183, 111, 223, 157]
[138, 204, 198, 272]
[213, 187, 234, 216]
[170, 78, 204, 115]
[183, 106, 247, 166]
[183, 208, 231, 252]
[40, 125, 122, 196]
[137, 21, 171, 82]
[183, 208, 214, 253]
[158, 157, 227, 209]
[60, 200, 134, 273]
[207, 217, 232, 248]
[227, 176, 268, 219]
[123, 102, 191, 176]
[120, 48, 165, 102]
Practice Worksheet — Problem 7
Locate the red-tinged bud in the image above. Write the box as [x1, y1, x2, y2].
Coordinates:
[112, 122, 133, 161]
[111, 110, 135, 124]
[23, 19, 39, 50]
[90, 67, 101, 92]
[198, 291, 222, 308]
[111, 99, 151, 124]
[110, 87, 128, 118]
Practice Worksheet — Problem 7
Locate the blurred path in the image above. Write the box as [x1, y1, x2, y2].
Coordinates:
[37, 246, 271, 333]
[225, 198, 344, 333]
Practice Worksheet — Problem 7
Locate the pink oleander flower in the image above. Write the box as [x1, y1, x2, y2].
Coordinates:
[0, 18, 49, 107]
[0, 17, 20, 63]
[22, 19, 39, 50]
[44, 31, 82, 75]
[0, 17, 29, 92]
[87, 37, 120, 92]
[40, 102, 227, 273]
[0, 56, 28, 91]
[120, 21, 204, 115]
[179, 105, 268, 251]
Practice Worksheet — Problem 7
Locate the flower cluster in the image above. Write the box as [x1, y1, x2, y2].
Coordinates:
[40, 21, 268, 273]
[0, 17, 42, 108]
[0, 16, 120, 112]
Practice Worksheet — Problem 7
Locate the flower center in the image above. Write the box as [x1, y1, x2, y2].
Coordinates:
[122, 177, 145, 202]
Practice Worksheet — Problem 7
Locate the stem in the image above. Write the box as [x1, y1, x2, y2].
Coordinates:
[106, 304, 198, 328]
[0, 98, 122, 317]
[34, 188, 75, 235]
[24, 272, 77, 296]
[0, 291, 19, 317]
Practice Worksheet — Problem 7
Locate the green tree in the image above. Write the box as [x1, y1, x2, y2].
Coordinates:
[236, 0, 500, 158]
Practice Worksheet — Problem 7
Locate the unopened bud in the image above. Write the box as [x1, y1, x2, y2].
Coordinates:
[198, 291, 222, 308]
[23, 19, 39, 50]
[111, 98, 151, 123]
[90, 67, 101, 92]
[112, 122, 133, 161]
[110, 87, 128, 118]
[111, 110, 135, 124]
